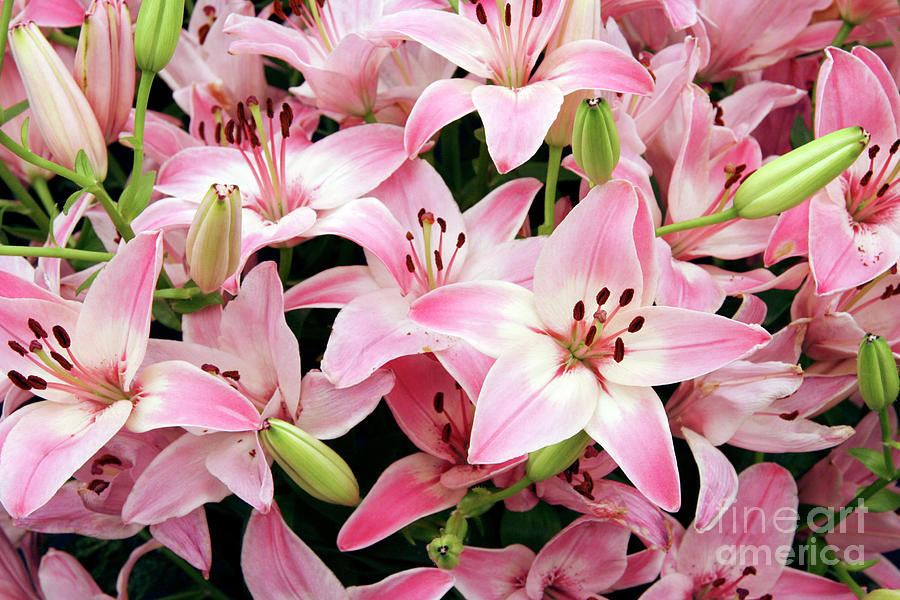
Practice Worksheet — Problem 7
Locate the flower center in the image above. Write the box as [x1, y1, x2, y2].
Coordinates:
[404, 209, 466, 293]
[694, 566, 766, 600]
[471, 0, 545, 88]
[561, 288, 644, 368]
[846, 139, 900, 224]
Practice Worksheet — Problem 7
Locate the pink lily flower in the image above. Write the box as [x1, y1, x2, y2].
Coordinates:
[453, 516, 661, 599]
[835, 0, 900, 24]
[641, 463, 858, 599]
[370, 0, 654, 173]
[242, 502, 454, 600]
[337, 354, 524, 551]
[0, 232, 262, 518]
[409, 180, 770, 511]
[768, 47, 900, 294]
[284, 158, 543, 389]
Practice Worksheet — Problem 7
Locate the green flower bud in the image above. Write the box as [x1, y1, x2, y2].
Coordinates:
[571, 97, 619, 187]
[185, 183, 242, 294]
[857, 333, 899, 412]
[260, 418, 360, 506]
[456, 487, 494, 518]
[134, 0, 185, 72]
[427, 533, 464, 570]
[733, 126, 869, 219]
[525, 430, 592, 483]
[864, 591, 900, 600]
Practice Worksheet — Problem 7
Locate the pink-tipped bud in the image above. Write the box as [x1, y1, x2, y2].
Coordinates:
[75, 0, 136, 142]
[545, 90, 591, 148]
[185, 183, 242, 293]
[8, 22, 108, 180]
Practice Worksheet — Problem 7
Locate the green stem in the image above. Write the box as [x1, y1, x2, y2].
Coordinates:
[31, 177, 59, 220]
[833, 562, 866, 598]
[93, 185, 135, 240]
[0, 160, 49, 233]
[0, 0, 13, 85]
[153, 288, 204, 300]
[879, 408, 895, 475]
[459, 477, 532, 517]
[655, 207, 739, 237]
[362, 110, 377, 124]
[443, 121, 461, 193]
[129, 71, 156, 187]
[474, 139, 490, 200]
[0, 100, 28, 126]
[753, 451, 765, 464]
[279, 246, 293, 282]
[47, 30, 78, 48]
[831, 21, 855, 48]
[0, 245, 113, 261]
[538, 145, 563, 235]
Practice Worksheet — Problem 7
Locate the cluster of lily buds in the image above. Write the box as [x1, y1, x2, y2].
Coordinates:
[3, 0, 900, 598]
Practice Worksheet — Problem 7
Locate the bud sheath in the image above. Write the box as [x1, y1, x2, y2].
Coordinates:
[571, 97, 619, 187]
[857, 333, 899, 412]
[134, 0, 185, 72]
[525, 430, 592, 482]
[185, 183, 242, 293]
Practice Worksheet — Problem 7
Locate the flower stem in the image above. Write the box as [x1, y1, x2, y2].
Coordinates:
[458, 476, 532, 517]
[0, 0, 13, 84]
[0, 100, 28, 126]
[831, 21, 855, 48]
[0, 245, 113, 261]
[538, 145, 563, 235]
[279, 246, 293, 282]
[0, 160, 49, 234]
[655, 207, 739, 237]
[129, 70, 156, 191]
[32, 177, 58, 220]
[153, 287, 205, 300]
[362, 110, 377, 124]
[879, 408, 895, 475]
[833, 561, 866, 598]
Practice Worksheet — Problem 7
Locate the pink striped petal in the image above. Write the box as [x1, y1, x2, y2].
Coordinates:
[150, 508, 212, 575]
[773, 567, 860, 599]
[468, 336, 599, 464]
[38, 550, 111, 600]
[682, 427, 738, 532]
[728, 415, 854, 453]
[205, 433, 272, 513]
[462, 178, 543, 252]
[222, 14, 313, 71]
[472, 81, 564, 174]
[639, 573, 694, 600]
[584, 383, 679, 512]
[242, 504, 349, 600]
[155, 146, 260, 200]
[0, 400, 132, 518]
[128, 361, 261, 433]
[453, 545, 535, 600]
[404, 78, 479, 158]
[535, 40, 654, 96]
[0, 528, 40, 599]
[297, 370, 394, 439]
[347, 568, 453, 600]
[284, 266, 380, 310]
[337, 453, 464, 551]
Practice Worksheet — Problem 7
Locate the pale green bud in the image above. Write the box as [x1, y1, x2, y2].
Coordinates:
[864, 591, 900, 600]
[260, 418, 360, 506]
[134, 0, 185, 72]
[857, 333, 899, 412]
[571, 97, 619, 186]
[427, 533, 464, 570]
[733, 126, 869, 219]
[525, 430, 592, 483]
[185, 183, 242, 294]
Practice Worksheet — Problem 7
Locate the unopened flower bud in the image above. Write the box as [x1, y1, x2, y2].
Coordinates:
[733, 126, 869, 219]
[259, 418, 359, 506]
[185, 183, 242, 293]
[134, 0, 185, 72]
[857, 333, 899, 411]
[571, 97, 619, 186]
[75, 0, 136, 142]
[525, 430, 592, 483]
[8, 22, 108, 180]
[864, 591, 900, 600]
[427, 533, 464, 570]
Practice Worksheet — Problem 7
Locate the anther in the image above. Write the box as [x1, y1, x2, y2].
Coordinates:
[224, 120, 236, 144]
[51, 351, 73, 370]
[736, 590, 749, 600]
[198, 121, 207, 143]
[280, 111, 291, 138]
[201, 363, 220, 375]
[26, 375, 47, 390]
[266, 98, 274, 119]
[7, 341, 27, 356]
[475, 2, 487, 23]
[881, 285, 894, 300]
[618, 288, 634, 307]
[891, 139, 900, 154]
[531, 0, 542, 17]
[197, 23, 211, 45]
[585, 325, 597, 346]
[405, 231, 414, 241]
[725, 171, 742, 189]
[406, 255, 416, 272]
[758, 595, 772, 600]
[596, 287, 610, 306]
[52, 325, 71, 348]
[436, 217, 446, 232]
[272, 0, 286, 20]
[573, 300, 585, 321]
[215, 122, 223, 145]
[7, 371, 31, 390]
[860, 170, 873, 186]
[627, 316, 645, 333]
[247, 126, 261, 148]
[281, 102, 293, 124]
[877, 183, 890, 197]
[613, 338, 625, 362]
[712, 577, 726, 587]
[222, 370, 240, 380]
[714, 104, 724, 126]
[87, 480, 110, 494]
[236, 101, 247, 126]
[456, 233, 466, 248]
[288, 0, 303, 13]
[504, 2, 511, 26]
[869, 145, 880, 160]
[433, 392, 444, 413]
[434, 250, 444, 270]
[27, 318, 47, 339]
[29, 340, 42, 353]
[441, 423, 452, 442]
[779, 410, 799, 421]
[742, 566, 757, 576]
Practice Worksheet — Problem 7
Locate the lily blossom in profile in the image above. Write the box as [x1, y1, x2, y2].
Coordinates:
[409, 180, 770, 511]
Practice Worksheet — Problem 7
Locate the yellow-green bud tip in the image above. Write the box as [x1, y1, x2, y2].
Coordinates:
[134, 0, 186, 72]
[525, 430, 592, 483]
[427, 534, 464, 570]
[857, 333, 899, 412]
[571, 97, 620, 187]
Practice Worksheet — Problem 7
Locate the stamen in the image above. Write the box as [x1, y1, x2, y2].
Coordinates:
[584, 325, 597, 346]
[8, 341, 27, 356]
[436, 217, 446, 232]
[742, 566, 757, 576]
[50, 351, 73, 370]
[881, 285, 894, 300]
[406, 255, 416, 272]
[877, 183, 891, 197]
[475, 2, 487, 23]
[627, 316, 645, 332]
[618, 288, 634, 306]
[779, 410, 799, 420]
[266, 98, 274, 119]
[26, 375, 47, 390]
[531, 0, 542, 17]
[712, 578, 726, 587]
[52, 325, 70, 348]
[8, 370, 31, 390]
[224, 120, 236, 144]
[441, 423, 452, 442]
[198, 121, 207, 143]
[215, 122, 224, 145]
[434, 250, 444, 271]
[596, 287, 610, 306]
[86, 480, 110, 494]
[456, 233, 466, 248]
[613, 338, 625, 362]
[433, 392, 444, 413]
[869, 144, 880, 160]
[222, 370, 240, 380]
[29, 340, 42, 353]
[573, 300, 585, 321]
[201, 363, 220, 375]
[736, 589, 749, 600]
[860, 170, 873, 187]
[891, 139, 900, 154]
[28, 318, 47, 339]
[504, 2, 511, 26]
[272, 0, 287, 20]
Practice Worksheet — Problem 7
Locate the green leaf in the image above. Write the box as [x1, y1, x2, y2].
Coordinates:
[790, 113, 813, 149]
[74, 150, 95, 179]
[171, 291, 224, 314]
[19, 116, 29, 147]
[863, 488, 900, 513]
[846, 447, 893, 479]
[62, 189, 86, 214]
[75, 269, 102, 295]
[119, 170, 157, 221]
[842, 557, 880, 572]
[805, 535, 827, 576]
[500, 502, 561, 553]
[152, 299, 181, 331]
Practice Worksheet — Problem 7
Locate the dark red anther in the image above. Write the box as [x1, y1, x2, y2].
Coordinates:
[627, 316, 645, 333]
[87, 479, 110, 494]
[779, 410, 799, 421]
[406, 255, 416, 272]
[475, 2, 487, 24]
[7, 371, 31, 390]
[434, 250, 444, 270]
[247, 126, 261, 148]
[891, 139, 900, 154]
[712, 577, 726, 587]
[596, 287, 610, 306]
[417, 208, 427, 223]
[222, 370, 240, 380]
[52, 325, 71, 348]
[584, 325, 597, 346]
[51, 351, 72, 370]
[405, 231, 414, 241]
[224, 120, 236, 144]
[860, 170, 873, 186]
[27, 375, 47, 390]
[613, 337, 625, 362]
[95, 454, 122, 468]
[573, 300, 585, 321]
[758, 596, 772, 600]
[317, 0, 324, 7]
[742, 566, 757, 576]
[504, 3, 511, 26]
[882, 285, 894, 300]
[441, 423, 452, 442]
[236, 101, 247, 126]
[198, 121, 207, 143]
[892, 264, 899, 274]
[29, 340, 42, 353]
[288, 0, 303, 14]
[618, 288, 634, 307]
[214, 122, 223, 145]
[869, 144, 880, 160]
[280, 111, 292, 138]
[433, 392, 444, 413]
[714, 104, 724, 126]
[735, 164, 747, 174]
[266, 98, 274, 119]
[583, 445, 599, 458]
[272, 0, 286, 20]
[725, 171, 742, 189]
[456, 233, 466, 248]
[201, 363, 220, 375]
[877, 183, 891, 197]
[28, 318, 47, 339]
[436, 217, 446, 232]
[531, 0, 542, 17]
[7, 341, 27, 356]
[736, 590, 749, 600]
